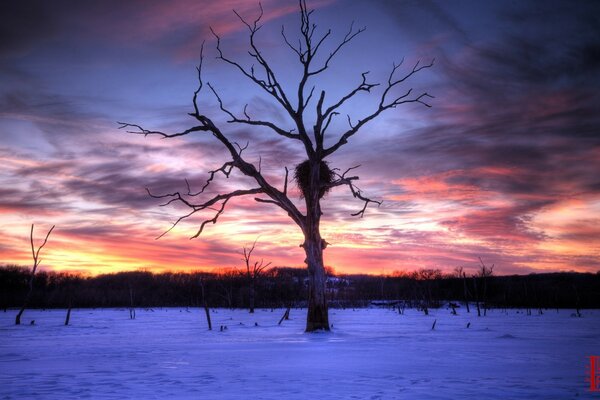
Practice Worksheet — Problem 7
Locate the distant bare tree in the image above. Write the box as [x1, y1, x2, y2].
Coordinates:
[215, 268, 238, 308]
[411, 269, 441, 315]
[120, 1, 433, 331]
[242, 239, 272, 313]
[15, 224, 55, 325]
[478, 257, 494, 316]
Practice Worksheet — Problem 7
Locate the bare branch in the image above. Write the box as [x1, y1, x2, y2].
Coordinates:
[325, 167, 382, 217]
[150, 187, 264, 240]
[254, 197, 282, 207]
[256, 260, 272, 274]
[118, 122, 208, 139]
[30, 224, 55, 273]
[210, 26, 295, 119]
[210, 22, 316, 155]
[281, 25, 303, 59]
[186, 161, 235, 197]
[308, 21, 366, 77]
[319, 72, 378, 123]
[324, 59, 434, 156]
[283, 166, 289, 196]
[304, 85, 315, 109]
[208, 83, 300, 140]
[192, 41, 206, 117]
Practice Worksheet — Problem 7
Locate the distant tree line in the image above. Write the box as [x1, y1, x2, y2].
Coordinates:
[1, 265, 599, 311]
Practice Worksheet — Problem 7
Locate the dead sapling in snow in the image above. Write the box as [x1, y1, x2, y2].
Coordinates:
[449, 302, 458, 315]
[241, 239, 271, 313]
[128, 286, 136, 320]
[15, 224, 55, 325]
[63, 275, 75, 326]
[64, 299, 72, 326]
[200, 277, 212, 330]
[278, 307, 291, 325]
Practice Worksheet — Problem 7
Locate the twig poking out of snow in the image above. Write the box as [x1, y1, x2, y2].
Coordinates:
[278, 307, 291, 325]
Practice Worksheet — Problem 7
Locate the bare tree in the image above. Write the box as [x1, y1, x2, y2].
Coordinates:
[215, 268, 238, 308]
[478, 257, 494, 316]
[119, 1, 433, 331]
[15, 224, 55, 325]
[242, 239, 272, 313]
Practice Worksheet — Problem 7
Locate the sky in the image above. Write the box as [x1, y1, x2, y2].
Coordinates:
[1, 0, 599, 276]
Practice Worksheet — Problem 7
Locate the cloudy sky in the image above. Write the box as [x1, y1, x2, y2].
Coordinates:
[1, 0, 599, 276]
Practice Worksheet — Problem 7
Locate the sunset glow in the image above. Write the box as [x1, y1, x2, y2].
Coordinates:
[1, 1, 599, 276]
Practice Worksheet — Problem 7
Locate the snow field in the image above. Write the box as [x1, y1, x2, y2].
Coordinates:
[1, 307, 598, 399]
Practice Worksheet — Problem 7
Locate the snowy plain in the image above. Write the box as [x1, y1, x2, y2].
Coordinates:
[1, 307, 598, 399]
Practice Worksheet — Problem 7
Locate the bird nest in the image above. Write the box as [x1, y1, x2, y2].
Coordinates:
[294, 160, 335, 199]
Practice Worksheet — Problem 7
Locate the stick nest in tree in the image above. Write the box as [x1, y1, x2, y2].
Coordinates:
[294, 160, 335, 199]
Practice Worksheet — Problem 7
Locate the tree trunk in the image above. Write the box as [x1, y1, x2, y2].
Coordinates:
[304, 235, 329, 332]
[15, 301, 27, 325]
[204, 304, 212, 330]
[15, 277, 35, 325]
[65, 302, 72, 326]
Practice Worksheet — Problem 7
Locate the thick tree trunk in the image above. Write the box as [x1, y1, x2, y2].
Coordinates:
[304, 235, 329, 332]
[301, 158, 331, 332]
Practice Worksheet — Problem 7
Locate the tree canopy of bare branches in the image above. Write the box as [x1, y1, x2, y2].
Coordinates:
[119, 0, 433, 331]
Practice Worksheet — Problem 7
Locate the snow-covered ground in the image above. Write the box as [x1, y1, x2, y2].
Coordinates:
[1, 307, 598, 399]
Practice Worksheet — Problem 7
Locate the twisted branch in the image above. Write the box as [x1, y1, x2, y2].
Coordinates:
[326, 165, 382, 217]
[324, 59, 434, 156]
[148, 187, 264, 239]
